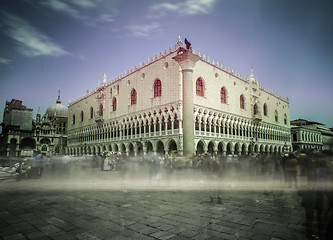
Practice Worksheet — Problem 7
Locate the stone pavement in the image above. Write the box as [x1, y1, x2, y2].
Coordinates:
[0, 183, 307, 240]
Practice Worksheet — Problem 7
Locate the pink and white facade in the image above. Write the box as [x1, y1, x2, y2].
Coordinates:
[67, 38, 291, 156]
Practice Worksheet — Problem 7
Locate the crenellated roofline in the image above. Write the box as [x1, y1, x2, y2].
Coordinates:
[69, 37, 289, 106]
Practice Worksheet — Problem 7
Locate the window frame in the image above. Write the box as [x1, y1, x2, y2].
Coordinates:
[131, 89, 137, 105]
[154, 79, 162, 97]
[112, 97, 117, 111]
[90, 107, 94, 119]
[240, 94, 245, 109]
[263, 103, 268, 116]
[196, 78, 204, 97]
[220, 86, 227, 103]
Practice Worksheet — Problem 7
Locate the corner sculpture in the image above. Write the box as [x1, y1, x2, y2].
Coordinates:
[177, 38, 192, 55]
[184, 38, 191, 50]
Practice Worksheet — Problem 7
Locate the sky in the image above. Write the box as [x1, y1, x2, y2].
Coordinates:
[0, 0, 332, 128]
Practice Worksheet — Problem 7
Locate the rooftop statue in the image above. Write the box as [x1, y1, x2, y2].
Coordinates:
[184, 38, 191, 50]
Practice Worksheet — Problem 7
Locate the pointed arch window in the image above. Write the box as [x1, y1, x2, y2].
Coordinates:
[253, 104, 258, 115]
[80, 111, 84, 122]
[263, 103, 268, 116]
[284, 114, 288, 125]
[240, 94, 245, 109]
[154, 79, 162, 97]
[90, 107, 94, 119]
[112, 97, 117, 111]
[196, 78, 204, 96]
[99, 104, 103, 116]
[72, 114, 75, 125]
[221, 86, 227, 103]
[131, 89, 137, 105]
[275, 110, 279, 122]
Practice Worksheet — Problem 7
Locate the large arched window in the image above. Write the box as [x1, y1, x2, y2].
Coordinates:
[284, 114, 288, 125]
[263, 103, 268, 116]
[112, 97, 117, 111]
[220, 86, 227, 103]
[154, 79, 162, 97]
[99, 103, 103, 116]
[196, 78, 204, 96]
[275, 110, 279, 122]
[80, 111, 84, 122]
[131, 89, 137, 105]
[253, 104, 258, 115]
[90, 107, 94, 119]
[72, 114, 75, 125]
[240, 94, 245, 109]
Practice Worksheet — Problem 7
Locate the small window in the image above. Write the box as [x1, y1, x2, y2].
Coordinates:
[263, 103, 267, 116]
[90, 107, 94, 119]
[131, 89, 137, 105]
[72, 114, 75, 125]
[240, 94, 245, 109]
[221, 87, 227, 103]
[196, 78, 204, 96]
[112, 97, 117, 111]
[99, 104, 103, 116]
[154, 79, 162, 97]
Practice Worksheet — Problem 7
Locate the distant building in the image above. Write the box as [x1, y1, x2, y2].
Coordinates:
[0, 91, 68, 157]
[67, 37, 291, 157]
[1, 99, 33, 156]
[290, 118, 333, 152]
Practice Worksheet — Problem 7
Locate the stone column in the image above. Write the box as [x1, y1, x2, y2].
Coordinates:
[173, 50, 200, 157]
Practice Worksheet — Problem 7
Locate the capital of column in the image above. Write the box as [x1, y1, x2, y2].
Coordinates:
[172, 50, 201, 70]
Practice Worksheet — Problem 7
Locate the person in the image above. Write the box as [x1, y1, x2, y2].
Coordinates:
[284, 153, 298, 188]
[149, 154, 160, 181]
[250, 154, 258, 176]
[17, 161, 31, 180]
[298, 183, 316, 239]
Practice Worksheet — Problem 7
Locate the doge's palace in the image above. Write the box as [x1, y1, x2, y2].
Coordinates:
[67, 37, 291, 157]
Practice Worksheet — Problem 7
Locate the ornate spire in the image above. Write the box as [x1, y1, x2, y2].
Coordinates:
[56, 88, 61, 104]
[36, 107, 41, 122]
[249, 66, 257, 84]
[103, 73, 107, 85]
[176, 36, 185, 49]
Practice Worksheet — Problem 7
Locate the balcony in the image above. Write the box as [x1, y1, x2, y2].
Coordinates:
[253, 113, 262, 122]
[95, 114, 104, 123]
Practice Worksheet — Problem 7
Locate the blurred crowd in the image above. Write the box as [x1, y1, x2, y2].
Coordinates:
[1, 149, 333, 239]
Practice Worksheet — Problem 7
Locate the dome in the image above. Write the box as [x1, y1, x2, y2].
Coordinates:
[46, 90, 68, 118]
[46, 103, 68, 118]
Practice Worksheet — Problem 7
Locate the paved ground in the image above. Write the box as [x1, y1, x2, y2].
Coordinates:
[0, 161, 329, 240]
[0, 187, 306, 240]
[0, 165, 305, 240]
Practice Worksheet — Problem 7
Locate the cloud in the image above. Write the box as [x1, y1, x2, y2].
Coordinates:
[126, 22, 162, 38]
[150, 0, 216, 17]
[69, 0, 98, 9]
[40, 0, 117, 25]
[1, 11, 69, 57]
[0, 57, 11, 64]
[41, 0, 82, 19]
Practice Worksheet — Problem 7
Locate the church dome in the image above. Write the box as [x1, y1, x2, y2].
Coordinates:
[46, 90, 68, 118]
[46, 103, 68, 118]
